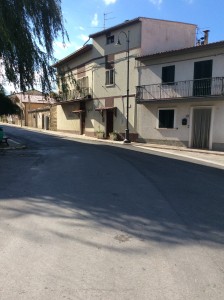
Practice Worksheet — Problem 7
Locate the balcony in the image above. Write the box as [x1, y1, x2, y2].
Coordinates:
[58, 87, 92, 102]
[136, 77, 224, 102]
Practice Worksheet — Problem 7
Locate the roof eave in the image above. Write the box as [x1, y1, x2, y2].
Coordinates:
[52, 44, 93, 68]
[89, 17, 141, 38]
[136, 41, 224, 61]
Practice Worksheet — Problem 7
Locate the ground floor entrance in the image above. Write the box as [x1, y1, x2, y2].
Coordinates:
[191, 108, 212, 149]
[106, 109, 114, 137]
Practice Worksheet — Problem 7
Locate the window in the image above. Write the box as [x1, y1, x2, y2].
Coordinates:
[193, 60, 212, 96]
[158, 109, 175, 128]
[105, 55, 115, 85]
[106, 35, 114, 44]
[162, 65, 175, 85]
[106, 69, 114, 85]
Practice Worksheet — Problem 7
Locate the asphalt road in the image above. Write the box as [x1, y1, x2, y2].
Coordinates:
[0, 125, 224, 300]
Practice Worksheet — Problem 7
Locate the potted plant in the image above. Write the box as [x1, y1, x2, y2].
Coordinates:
[109, 131, 118, 141]
[96, 130, 105, 139]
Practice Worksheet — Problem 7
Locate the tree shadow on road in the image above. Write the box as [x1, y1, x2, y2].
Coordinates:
[0, 138, 224, 252]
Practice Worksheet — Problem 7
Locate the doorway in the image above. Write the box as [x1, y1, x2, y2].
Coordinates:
[42, 114, 45, 129]
[106, 109, 114, 137]
[192, 108, 212, 149]
[80, 101, 86, 135]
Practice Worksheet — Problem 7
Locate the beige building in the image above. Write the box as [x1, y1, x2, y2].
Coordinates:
[53, 17, 196, 141]
[136, 38, 224, 150]
[10, 89, 54, 127]
[28, 106, 51, 130]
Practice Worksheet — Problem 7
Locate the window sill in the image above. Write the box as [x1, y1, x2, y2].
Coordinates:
[105, 84, 115, 87]
[156, 127, 178, 130]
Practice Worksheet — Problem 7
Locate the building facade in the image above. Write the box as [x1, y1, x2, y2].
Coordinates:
[53, 17, 196, 141]
[136, 40, 224, 150]
[10, 90, 54, 127]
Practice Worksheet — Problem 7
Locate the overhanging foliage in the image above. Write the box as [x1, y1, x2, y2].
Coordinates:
[0, 87, 19, 115]
[0, 0, 68, 92]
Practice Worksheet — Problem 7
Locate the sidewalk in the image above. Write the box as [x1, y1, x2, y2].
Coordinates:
[133, 142, 224, 169]
[1, 123, 224, 169]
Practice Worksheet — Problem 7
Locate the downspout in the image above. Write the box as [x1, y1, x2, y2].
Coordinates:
[83, 37, 90, 46]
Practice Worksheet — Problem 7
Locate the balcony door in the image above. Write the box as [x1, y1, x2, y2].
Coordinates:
[193, 60, 212, 96]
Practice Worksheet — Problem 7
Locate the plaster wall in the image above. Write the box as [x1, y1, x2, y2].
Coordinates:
[37, 113, 42, 129]
[91, 22, 141, 58]
[56, 103, 81, 132]
[138, 100, 224, 149]
[138, 51, 224, 86]
[58, 52, 93, 73]
[84, 101, 95, 135]
[141, 18, 196, 56]
[114, 96, 136, 133]
[93, 49, 138, 99]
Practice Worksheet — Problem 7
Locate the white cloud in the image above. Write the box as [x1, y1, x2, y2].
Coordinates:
[79, 26, 85, 31]
[54, 41, 83, 60]
[149, 0, 163, 8]
[78, 34, 89, 42]
[91, 13, 99, 27]
[103, 0, 117, 5]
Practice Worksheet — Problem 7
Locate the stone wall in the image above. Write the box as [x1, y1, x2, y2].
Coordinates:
[50, 105, 57, 131]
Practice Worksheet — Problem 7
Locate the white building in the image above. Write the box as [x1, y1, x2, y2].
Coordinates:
[136, 36, 224, 150]
[53, 17, 196, 140]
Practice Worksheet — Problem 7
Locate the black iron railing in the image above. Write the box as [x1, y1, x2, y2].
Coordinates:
[59, 87, 92, 102]
[136, 77, 224, 102]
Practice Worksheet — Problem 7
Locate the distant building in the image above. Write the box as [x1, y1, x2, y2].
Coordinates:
[9, 89, 55, 127]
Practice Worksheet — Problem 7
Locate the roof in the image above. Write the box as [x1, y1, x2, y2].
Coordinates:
[9, 89, 43, 96]
[136, 40, 224, 61]
[10, 92, 55, 104]
[52, 44, 93, 68]
[89, 18, 141, 38]
[28, 106, 51, 113]
[89, 16, 196, 38]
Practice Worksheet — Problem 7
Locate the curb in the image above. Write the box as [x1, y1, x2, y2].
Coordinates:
[133, 143, 224, 156]
[1, 123, 224, 169]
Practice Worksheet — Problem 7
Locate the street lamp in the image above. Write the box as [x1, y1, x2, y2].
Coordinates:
[115, 30, 131, 143]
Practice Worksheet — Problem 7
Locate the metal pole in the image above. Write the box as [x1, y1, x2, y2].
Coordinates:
[124, 30, 131, 143]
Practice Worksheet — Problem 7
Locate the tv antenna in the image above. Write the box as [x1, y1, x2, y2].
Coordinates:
[104, 12, 115, 29]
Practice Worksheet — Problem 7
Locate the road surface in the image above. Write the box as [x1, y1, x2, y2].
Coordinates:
[0, 125, 224, 299]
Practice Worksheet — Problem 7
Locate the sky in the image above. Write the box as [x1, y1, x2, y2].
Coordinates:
[3, 0, 224, 94]
[54, 0, 224, 60]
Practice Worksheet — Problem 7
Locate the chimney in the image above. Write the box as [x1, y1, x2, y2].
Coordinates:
[203, 30, 209, 45]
